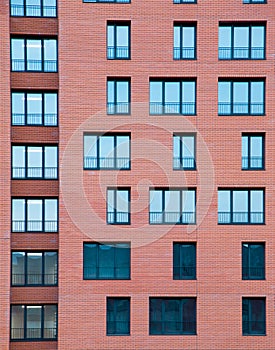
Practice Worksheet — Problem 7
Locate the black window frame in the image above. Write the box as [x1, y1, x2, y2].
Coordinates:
[173, 22, 196, 60]
[149, 188, 196, 225]
[107, 187, 131, 224]
[11, 251, 58, 286]
[173, 242, 196, 280]
[83, 133, 131, 170]
[149, 297, 196, 335]
[12, 144, 58, 179]
[173, 133, 196, 170]
[106, 297, 130, 335]
[11, 37, 58, 72]
[10, 304, 58, 341]
[83, 242, 131, 280]
[242, 133, 265, 170]
[149, 79, 196, 116]
[218, 188, 265, 225]
[242, 298, 266, 336]
[218, 79, 265, 116]
[11, 197, 59, 233]
[107, 21, 131, 60]
[11, 91, 58, 126]
[219, 23, 266, 60]
[242, 243, 265, 280]
[107, 78, 131, 115]
[10, 0, 57, 17]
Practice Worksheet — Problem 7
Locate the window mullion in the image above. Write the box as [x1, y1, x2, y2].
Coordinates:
[231, 26, 234, 59]
[24, 306, 27, 339]
[42, 199, 45, 232]
[25, 199, 28, 232]
[162, 191, 165, 223]
[248, 191, 251, 224]
[96, 136, 100, 169]
[24, 93, 28, 125]
[41, 40, 44, 72]
[180, 81, 183, 115]
[42, 252, 45, 285]
[230, 191, 234, 223]
[42, 146, 45, 178]
[248, 136, 251, 169]
[41, 306, 44, 340]
[25, 146, 28, 178]
[179, 190, 183, 224]
[114, 136, 117, 169]
[180, 26, 183, 60]
[162, 82, 165, 114]
[114, 25, 117, 59]
[24, 39, 27, 71]
[24, 253, 27, 285]
[248, 81, 251, 115]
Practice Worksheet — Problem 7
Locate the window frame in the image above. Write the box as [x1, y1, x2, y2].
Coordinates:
[149, 297, 197, 335]
[242, 243, 265, 280]
[106, 297, 130, 335]
[10, 0, 57, 17]
[11, 251, 58, 286]
[83, 133, 131, 170]
[173, 242, 196, 280]
[10, 304, 58, 341]
[107, 188, 131, 225]
[11, 197, 59, 233]
[12, 144, 58, 179]
[83, 0, 130, 3]
[173, 0, 197, 3]
[242, 133, 265, 170]
[218, 188, 265, 225]
[11, 37, 58, 72]
[242, 298, 266, 336]
[83, 242, 131, 280]
[219, 23, 266, 60]
[107, 21, 131, 60]
[218, 79, 265, 116]
[173, 133, 196, 170]
[149, 188, 196, 225]
[243, 0, 266, 3]
[173, 22, 196, 60]
[107, 78, 131, 115]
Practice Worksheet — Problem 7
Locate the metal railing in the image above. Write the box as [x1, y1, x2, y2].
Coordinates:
[218, 102, 264, 115]
[107, 211, 130, 224]
[150, 102, 195, 115]
[84, 267, 130, 279]
[242, 156, 263, 169]
[11, 327, 57, 340]
[84, 156, 130, 170]
[150, 321, 196, 334]
[11, 59, 57, 72]
[242, 267, 265, 279]
[173, 47, 195, 59]
[218, 211, 264, 224]
[107, 102, 130, 114]
[12, 220, 58, 232]
[12, 167, 58, 179]
[173, 157, 196, 169]
[12, 273, 58, 285]
[107, 46, 129, 59]
[10, 4, 57, 17]
[12, 113, 58, 126]
[149, 211, 195, 224]
[219, 47, 264, 60]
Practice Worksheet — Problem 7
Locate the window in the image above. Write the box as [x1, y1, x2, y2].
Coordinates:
[12, 251, 58, 286]
[242, 134, 264, 170]
[218, 189, 264, 224]
[173, 134, 196, 170]
[84, 0, 130, 2]
[242, 298, 266, 335]
[11, 305, 57, 340]
[107, 298, 130, 335]
[243, 0, 266, 3]
[83, 242, 130, 279]
[107, 22, 130, 59]
[219, 24, 265, 60]
[107, 78, 130, 114]
[242, 243, 265, 280]
[12, 145, 58, 179]
[10, 0, 57, 17]
[107, 188, 130, 224]
[11, 91, 58, 126]
[149, 188, 196, 224]
[150, 79, 196, 115]
[173, 243, 196, 280]
[174, 23, 196, 60]
[12, 198, 58, 232]
[83, 134, 130, 170]
[149, 298, 196, 335]
[11, 38, 57, 72]
[174, 0, 197, 3]
[218, 80, 264, 115]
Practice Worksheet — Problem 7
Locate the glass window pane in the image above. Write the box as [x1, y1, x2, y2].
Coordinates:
[150, 82, 162, 103]
[108, 190, 115, 212]
[182, 27, 194, 48]
[251, 137, 262, 157]
[183, 136, 194, 157]
[44, 252, 57, 284]
[27, 94, 42, 115]
[251, 190, 263, 212]
[11, 39, 24, 59]
[12, 199, 25, 220]
[45, 147, 58, 167]
[44, 40, 57, 60]
[182, 82, 195, 103]
[218, 82, 231, 103]
[12, 252, 25, 285]
[117, 81, 129, 103]
[182, 190, 195, 212]
[44, 305, 57, 339]
[234, 27, 249, 48]
[83, 244, 97, 278]
[28, 147, 42, 168]
[44, 93, 57, 114]
[107, 81, 115, 103]
[218, 191, 230, 212]
[26, 306, 42, 339]
[99, 245, 114, 278]
[242, 136, 248, 157]
[12, 146, 25, 168]
[116, 136, 130, 158]
[100, 136, 114, 158]
[116, 190, 129, 212]
[11, 306, 24, 339]
[26, 0, 41, 16]
[117, 26, 129, 47]
[150, 190, 162, 212]
[251, 82, 264, 103]
[251, 27, 264, 48]
[45, 199, 58, 220]
[233, 82, 248, 103]
[107, 26, 114, 47]
[27, 253, 42, 285]
[12, 93, 25, 115]
[173, 136, 180, 158]
[219, 27, 231, 48]
[165, 82, 180, 103]
[115, 244, 130, 278]
[174, 26, 180, 47]
[233, 191, 248, 212]
[165, 191, 180, 212]
[26, 40, 42, 70]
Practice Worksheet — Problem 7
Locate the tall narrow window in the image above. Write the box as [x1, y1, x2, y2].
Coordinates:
[107, 22, 130, 59]
[107, 79, 130, 114]
[174, 23, 196, 60]
[173, 134, 196, 170]
[242, 243, 265, 280]
[107, 188, 130, 224]
[107, 298, 130, 335]
[173, 243, 196, 279]
[242, 298, 266, 335]
[242, 134, 264, 170]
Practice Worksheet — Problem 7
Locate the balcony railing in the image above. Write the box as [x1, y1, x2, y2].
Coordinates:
[84, 266, 130, 279]
[12, 167, 58, 179]
[12, 113, 58, 126]
[107, 211, 130, 224]
[173, 47, 195, 59]
[12, 220, 58, 232]
[11, 327, 57, 340]
[219, 47, 264, 60]
[242, 267, 265, 280]
[242, 156, 263, 170]
[107, 46, 130, 59]
[218, 102, 264, 115]
[12, 273, 58, 286]
[150, 321, 196, 335]
[149, 211, 195, 224]
[173, 266, 196, 279]
[107, 102, 130, 114]
[173, 157, 196, 169]
[218, 211, 264, 224]
[10, 4, 57, 17]
[11, 59, 57, 72]
[84, 156, 130, 170]
[150, 102, 195, 115]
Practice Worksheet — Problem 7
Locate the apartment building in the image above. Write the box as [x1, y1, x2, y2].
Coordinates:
[0, 0, 274, 349]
